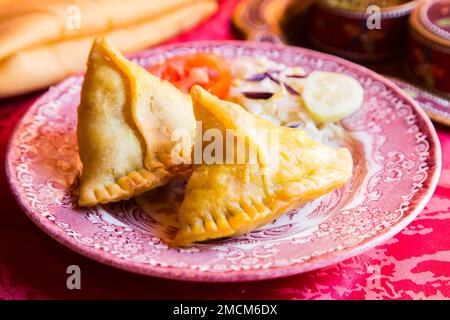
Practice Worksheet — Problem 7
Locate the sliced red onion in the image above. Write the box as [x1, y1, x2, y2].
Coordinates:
[245, 73, 267, 81]
[287, 122, 302, 128]
[246, 71, 281, 83]
[242, 91, 274, 99]
[243, 70, 300, 97]
[266, 73, 300, 96]
[282, 83, 300, 96]
[265, 72, 280, 84]
[286, 74, 308, 78]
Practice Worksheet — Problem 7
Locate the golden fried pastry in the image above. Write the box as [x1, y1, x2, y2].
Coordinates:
[174, 85, 353, 246]
[76, 37, 195, 207]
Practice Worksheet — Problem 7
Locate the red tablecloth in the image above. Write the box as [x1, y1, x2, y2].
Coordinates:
[1, 0, 449, 300]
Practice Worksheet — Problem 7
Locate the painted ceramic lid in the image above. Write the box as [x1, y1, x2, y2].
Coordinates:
[410, 0, 450, 47]
[317, 0, 418, 17]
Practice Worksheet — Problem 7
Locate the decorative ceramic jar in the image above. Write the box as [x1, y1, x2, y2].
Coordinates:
[308, 0, 419, 61]
[408, 0, 450, 96]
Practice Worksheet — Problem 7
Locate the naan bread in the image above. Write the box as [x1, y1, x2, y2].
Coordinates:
[76, 37, 195, 207]
[0, 0, 197, 60]
[0, 0, 218, 98]
[174, 85, 353, 246]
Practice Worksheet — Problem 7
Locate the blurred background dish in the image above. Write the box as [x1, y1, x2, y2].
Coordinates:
[389, 76, 450, 125]
[233, 0, 420, 60]
[307, 0, 419, 61]
[408, 0, 450, 97]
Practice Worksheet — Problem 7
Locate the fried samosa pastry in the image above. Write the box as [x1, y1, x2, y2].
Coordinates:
[76, 37, 195, 207]
[174, 85, 353, 246]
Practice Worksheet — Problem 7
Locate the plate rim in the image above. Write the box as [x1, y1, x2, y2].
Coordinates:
[5, 40, 442, 282]
[387, 75, 450, 127]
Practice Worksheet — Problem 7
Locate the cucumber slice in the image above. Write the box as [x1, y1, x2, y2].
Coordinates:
[302, 71, 364, 123]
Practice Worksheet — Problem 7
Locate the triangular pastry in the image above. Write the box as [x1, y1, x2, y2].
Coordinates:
[76, 37, 195, 207]
[174, 85, 353, 246]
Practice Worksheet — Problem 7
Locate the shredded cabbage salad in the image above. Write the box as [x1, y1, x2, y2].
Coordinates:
[227, 57, 346, 146]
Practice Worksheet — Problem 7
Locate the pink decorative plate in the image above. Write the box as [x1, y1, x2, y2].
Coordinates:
[5, 41, 441, 282]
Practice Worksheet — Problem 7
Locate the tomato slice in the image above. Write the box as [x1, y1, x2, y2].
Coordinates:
[148, 53, 231, 99]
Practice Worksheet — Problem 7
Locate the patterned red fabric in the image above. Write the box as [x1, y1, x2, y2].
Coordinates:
[0, 0, 449, 299]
